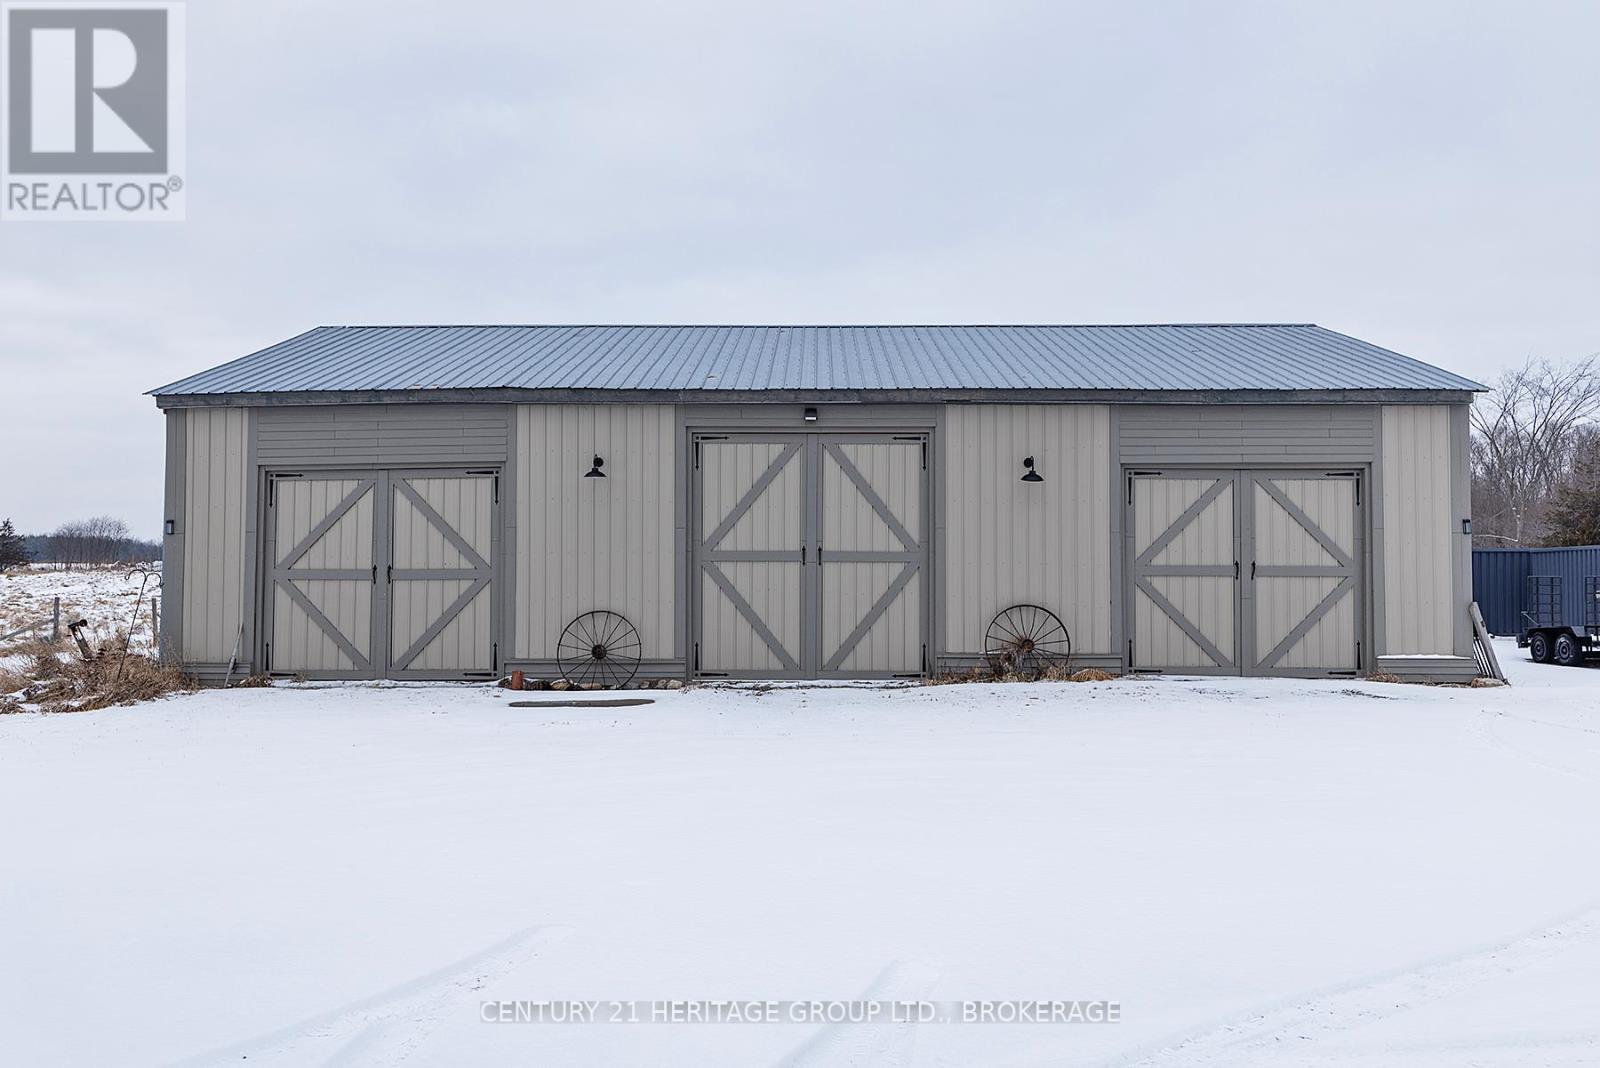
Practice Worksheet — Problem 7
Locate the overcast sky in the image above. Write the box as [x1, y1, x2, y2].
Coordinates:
[3, 0, 1596, 536]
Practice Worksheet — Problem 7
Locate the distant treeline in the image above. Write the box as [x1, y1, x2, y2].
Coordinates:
[21, 516, 160, 568]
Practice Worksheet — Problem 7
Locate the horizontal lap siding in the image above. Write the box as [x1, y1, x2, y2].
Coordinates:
[1120, 405, 1378, 465]
[255, 405, 509, 466]
[514, 405, 676, 661]
[943, 404, 1113, 656]
[182, 408, 250, 663]
[1380, 405, 1455, 654]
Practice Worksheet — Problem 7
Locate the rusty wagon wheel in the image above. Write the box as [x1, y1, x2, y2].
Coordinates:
[984, 604, 1071, 679]
[556, 611, 642, 689]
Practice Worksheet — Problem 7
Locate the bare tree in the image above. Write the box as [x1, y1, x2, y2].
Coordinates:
[38, 516, 141, 569]
[1471, 356, 1600, 546]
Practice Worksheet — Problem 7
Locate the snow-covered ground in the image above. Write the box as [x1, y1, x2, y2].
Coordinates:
[2, 642, 1598, 1067]
[0, 563, 161, 658]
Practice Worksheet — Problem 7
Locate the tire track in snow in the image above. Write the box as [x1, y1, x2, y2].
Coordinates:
[1090, 708, 1600, 1068]
[167, 924, 565, 1068]
[1098, 908, 1600, 1066]
[776, 960, 944, 1068]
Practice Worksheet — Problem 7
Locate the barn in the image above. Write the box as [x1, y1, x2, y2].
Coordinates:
[150, 324, 1484, 685]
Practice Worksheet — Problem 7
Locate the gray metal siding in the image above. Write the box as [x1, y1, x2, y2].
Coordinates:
[941, 404, 1114, 658]
[1379, 405, 1455, 654]
[1120, 405, 1378, 465]
[181, 407, 250, 664]
[153, 324, 1487, 397]
[513, 404, 676, 662]
[255, 404, 509, 467]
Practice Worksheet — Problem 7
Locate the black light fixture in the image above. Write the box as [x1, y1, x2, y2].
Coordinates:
[1020, 456, 1044, 483]
[804, 407, 819, 423]
[585, 455, 606, 478]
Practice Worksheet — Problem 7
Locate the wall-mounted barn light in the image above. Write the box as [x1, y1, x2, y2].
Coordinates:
[1462, 518, 1472, 535]
[585, 455, 606, 478]
[1020, 456, 1044, 483]
[804, 407, 818, 423]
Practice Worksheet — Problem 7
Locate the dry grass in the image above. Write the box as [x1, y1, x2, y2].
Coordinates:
[929, 662, 1122, 686]
[1364, 670, 1404, 684]
[0, 634, 195, 713]
[232, 673, 274, 688]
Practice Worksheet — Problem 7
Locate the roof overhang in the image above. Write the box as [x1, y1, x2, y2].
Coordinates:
[152, 387, 1482, 410]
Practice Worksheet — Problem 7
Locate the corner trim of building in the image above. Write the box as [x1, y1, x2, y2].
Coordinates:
[161, 409, 187, 663]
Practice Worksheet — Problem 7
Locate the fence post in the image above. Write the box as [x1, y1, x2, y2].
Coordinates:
[151, 598, 160, 646]
[52, 597, 60, 642]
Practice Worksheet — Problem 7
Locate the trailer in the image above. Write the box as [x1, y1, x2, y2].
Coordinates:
[1519, 574, 1600, 666]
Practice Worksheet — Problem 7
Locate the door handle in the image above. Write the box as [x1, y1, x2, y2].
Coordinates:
[1251, 561, 1256, 580]
[801, 545, 807, 565]
[1234, 561, 1239, 580]
[371, 565, 377, 584]
[386, 564, 393, 584]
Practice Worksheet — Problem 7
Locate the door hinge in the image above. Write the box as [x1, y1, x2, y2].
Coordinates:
[268, 472, 304, 506]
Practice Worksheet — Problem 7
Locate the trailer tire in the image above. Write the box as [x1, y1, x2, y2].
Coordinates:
[1554, 632, 1581, 667]
[1529, 631, 1552, 663]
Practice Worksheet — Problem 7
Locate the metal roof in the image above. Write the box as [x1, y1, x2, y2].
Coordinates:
[150, 324, 1485, 398]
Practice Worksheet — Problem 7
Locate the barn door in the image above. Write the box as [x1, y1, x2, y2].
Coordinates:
[1245, 472, 1361, 674]
[266, 473, 382, 679]
[693, 433, 928, 678]
[386, 471, 498, 679]
[694, 437, 808, 677]
[1127, 472, 1240, 674]
[817, 438, 927, 676]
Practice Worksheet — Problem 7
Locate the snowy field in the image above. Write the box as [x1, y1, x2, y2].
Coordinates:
[0, 563, 161, 659]
[3, 644, 1599, 1066]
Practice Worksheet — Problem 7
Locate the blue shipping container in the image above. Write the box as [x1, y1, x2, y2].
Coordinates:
[1472, 546, 1600, 635]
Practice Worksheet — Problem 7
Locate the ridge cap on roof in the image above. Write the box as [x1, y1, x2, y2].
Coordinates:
[314, 322, 1320, 330]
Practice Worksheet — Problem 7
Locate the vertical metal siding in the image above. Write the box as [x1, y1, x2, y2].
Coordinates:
[514, 405, 676, 661]
[1380, 405, 1454, 654]
[182, 407, 250, 663]
[942, 404, 1113, 656]
[1473, 547, 1600, 635]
